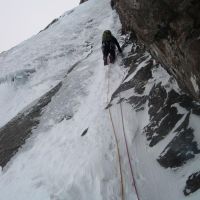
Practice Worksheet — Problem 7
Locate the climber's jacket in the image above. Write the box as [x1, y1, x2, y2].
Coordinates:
[102, 30, 122, 53]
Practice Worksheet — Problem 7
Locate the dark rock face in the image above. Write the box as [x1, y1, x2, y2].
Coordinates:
[145, 88, 200, 147]
[145, 87, 183, 147]
[80, 0, 88, 4]
[184, 171, 200, 196]
[112, 42, 200, 157]
[0, 83, 62, 168]
[110, 38, 200, 195]
[42, 18, 59, 32]
[112, 58, 153, 99]
[81, 128, 89, 137]
[113, 0, 200, 100]
[157, 113, 200, 168]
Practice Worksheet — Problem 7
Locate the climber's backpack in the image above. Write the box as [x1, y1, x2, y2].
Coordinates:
[102, 30, 115, 50]
[102, 30, 112, 42]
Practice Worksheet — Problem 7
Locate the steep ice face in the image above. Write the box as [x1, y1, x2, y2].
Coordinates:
[0, 0, 200, 200]
[0, 0, 118, 128]
[0, 0, 126, 200]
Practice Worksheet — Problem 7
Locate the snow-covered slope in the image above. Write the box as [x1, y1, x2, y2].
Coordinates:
[0, 0, 116, 127]
[0, 0, 125, 199]
[0, 0, 200, 200]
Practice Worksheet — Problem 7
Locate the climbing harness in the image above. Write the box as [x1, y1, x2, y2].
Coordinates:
[106, 65, 141, 200]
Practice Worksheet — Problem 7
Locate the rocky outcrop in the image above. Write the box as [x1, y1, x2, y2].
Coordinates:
[80, 0, 88, 4]
[184, 171, 200, 196]
[41, 18, 59, 32]
[111, 40, 200, 167]
[0, 83, 62, 168]
[112, 0, 200, 100]
[110, 38, 200, 196]
[157, 113, 200, 168]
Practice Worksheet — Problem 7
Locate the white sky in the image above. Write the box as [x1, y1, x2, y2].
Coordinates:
[0, 0, 79, 53]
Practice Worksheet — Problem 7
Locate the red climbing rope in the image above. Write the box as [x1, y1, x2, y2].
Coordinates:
[106, 64, 141, 200]
[107, 66, 124, 200]
[119, 95, 141, 200]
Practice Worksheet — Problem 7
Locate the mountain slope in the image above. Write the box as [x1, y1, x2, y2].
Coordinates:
[0, 0, 200, 200]
[0, 0, 126, 199]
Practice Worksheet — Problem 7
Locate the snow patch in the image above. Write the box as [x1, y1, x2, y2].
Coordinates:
[190, 75, 199, 93]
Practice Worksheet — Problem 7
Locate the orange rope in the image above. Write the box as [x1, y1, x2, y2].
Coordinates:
[106, 63, 141, 200]
[119, 95, 141, 200]
[107, 66, 124, 200]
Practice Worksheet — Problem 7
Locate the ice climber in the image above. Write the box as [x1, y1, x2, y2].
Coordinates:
[101, 30, 122, 66]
